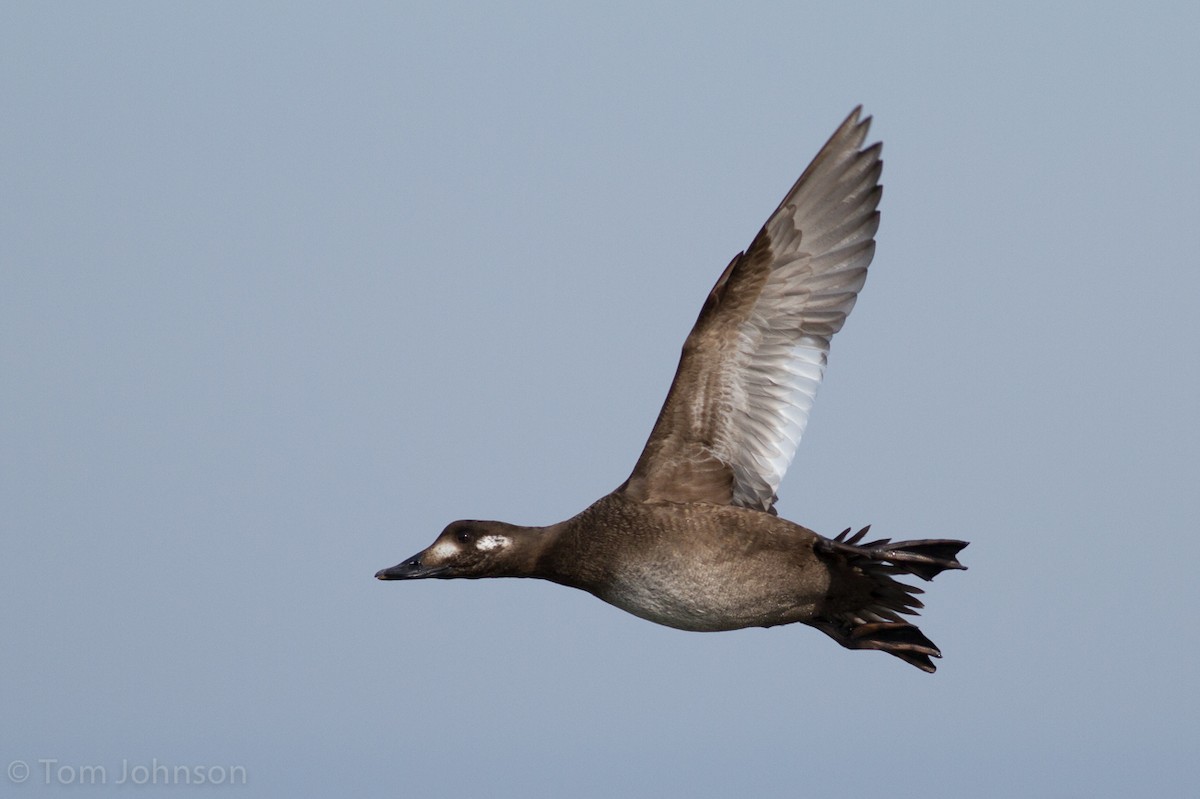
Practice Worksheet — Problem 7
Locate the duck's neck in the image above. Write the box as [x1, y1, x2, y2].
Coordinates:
[487, 519, 571, 580]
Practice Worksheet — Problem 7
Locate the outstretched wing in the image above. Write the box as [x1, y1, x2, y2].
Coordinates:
[620, 107, 882, 513]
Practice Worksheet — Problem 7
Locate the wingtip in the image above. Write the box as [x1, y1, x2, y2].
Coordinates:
[843, 105, 871, 133]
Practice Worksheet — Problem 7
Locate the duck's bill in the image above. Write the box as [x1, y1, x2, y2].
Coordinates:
[374, 555, 448, 580]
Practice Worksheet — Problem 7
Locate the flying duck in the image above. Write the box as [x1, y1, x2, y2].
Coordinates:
[377, 107, 967, 672]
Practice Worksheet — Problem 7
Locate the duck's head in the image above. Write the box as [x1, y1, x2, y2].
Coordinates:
[375, 520, 527, 581]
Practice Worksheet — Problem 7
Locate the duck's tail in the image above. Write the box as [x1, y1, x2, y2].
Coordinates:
[811, 526, 968, 673]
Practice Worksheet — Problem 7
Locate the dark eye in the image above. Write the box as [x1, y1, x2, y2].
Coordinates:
[456, 529, 472, 544]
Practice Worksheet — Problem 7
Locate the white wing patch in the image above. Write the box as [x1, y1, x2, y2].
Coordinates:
[620, 108, 881, 514]
[716, 122, 879, 513]
[722, 330, 830, 509]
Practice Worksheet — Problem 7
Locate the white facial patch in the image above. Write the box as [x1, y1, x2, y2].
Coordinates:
[429, 541, 461, 561]
[475, 535, 511, 552]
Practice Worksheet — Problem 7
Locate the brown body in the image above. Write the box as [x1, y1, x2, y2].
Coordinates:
[377, 109, 968, 671]
[538, 494, 835, 632]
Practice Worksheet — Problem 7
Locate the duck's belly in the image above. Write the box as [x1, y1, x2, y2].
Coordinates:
[594, 548, 829, 632]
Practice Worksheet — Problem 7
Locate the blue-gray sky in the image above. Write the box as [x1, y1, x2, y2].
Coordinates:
[4, 2, 1198, 796]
